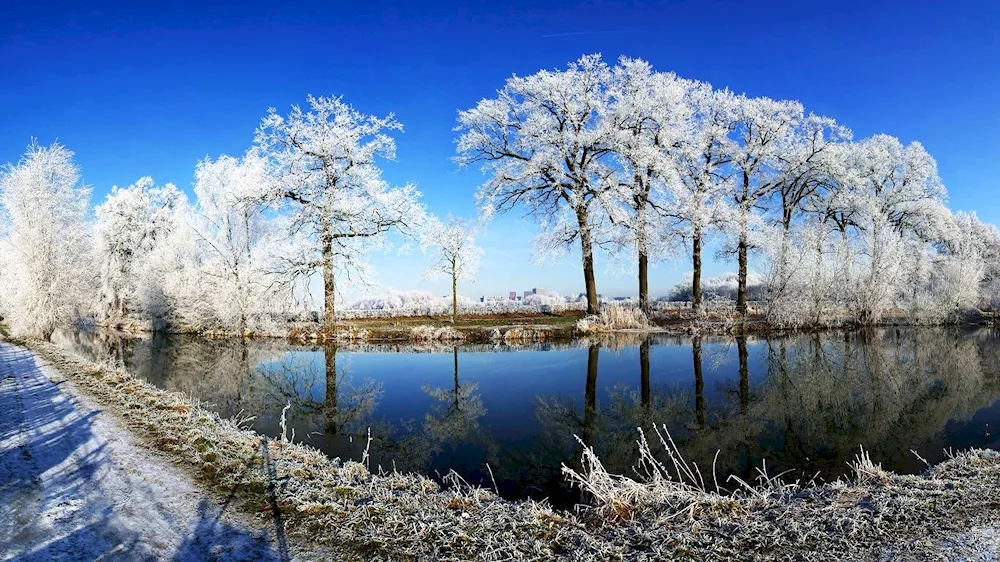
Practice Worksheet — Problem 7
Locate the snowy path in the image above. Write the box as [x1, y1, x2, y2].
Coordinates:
[0, 341, 288, 562]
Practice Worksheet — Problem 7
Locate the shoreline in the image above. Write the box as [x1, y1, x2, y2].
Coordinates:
[88, 307, 999, 345]
[12, 335, 1000, 560]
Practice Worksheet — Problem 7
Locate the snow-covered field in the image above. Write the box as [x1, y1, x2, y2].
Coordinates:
[0, 341, 288, 562]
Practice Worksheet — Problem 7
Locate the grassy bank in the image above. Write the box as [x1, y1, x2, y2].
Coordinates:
[16, 337, 1000, 560]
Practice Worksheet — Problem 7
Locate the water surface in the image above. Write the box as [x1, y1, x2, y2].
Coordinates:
[54, 327, 1000, 506]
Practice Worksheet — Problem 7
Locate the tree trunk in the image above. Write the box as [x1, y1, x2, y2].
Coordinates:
[692, 227, 703, 314]
[322, 223, 336, 331]
[578, 208, 599, 315]
[737, 205, 749, 317]
[451, 262, 458, 325]
[638, 252, 649, 315]
[812, 227, 824, 325]
[637, 206, 650, 314]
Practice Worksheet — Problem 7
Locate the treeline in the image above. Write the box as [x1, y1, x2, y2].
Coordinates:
[1, 54, 997, 339]
[455, 55, 1000, 324]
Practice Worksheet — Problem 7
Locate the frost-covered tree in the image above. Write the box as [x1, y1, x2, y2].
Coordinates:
[724, 95, 804, 316]
[840, 135, 949, 322]
[605, 59, 690, 313]
[456, 54, 617, 315]
[935, 211, 998, 311]
[663, 84, 738, 314]
[192, 151, 287, 333]
[0, 142, 93, 339]
[94, 177, 185, 325]
[421, 215, 483, 323]
[255, 95, 425, 329]
[760, 115, 851, 320]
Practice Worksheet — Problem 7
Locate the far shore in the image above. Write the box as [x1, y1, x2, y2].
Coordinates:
[85, 305, 1000, 344]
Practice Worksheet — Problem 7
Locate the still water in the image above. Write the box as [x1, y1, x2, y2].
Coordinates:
[54, 327, 1000, 506]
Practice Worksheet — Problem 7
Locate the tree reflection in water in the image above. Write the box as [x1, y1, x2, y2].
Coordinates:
[422, 347, 487, 443]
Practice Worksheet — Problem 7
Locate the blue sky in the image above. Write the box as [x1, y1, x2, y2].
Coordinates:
[2, 0, 998, 300]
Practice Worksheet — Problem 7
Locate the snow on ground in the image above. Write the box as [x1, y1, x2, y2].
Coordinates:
[0, 341, 289, 562]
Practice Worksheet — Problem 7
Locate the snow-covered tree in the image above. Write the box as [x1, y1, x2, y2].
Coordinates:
[456, 54, 617, 315]
[724, 95, 804, 315]
[840, 135, 949, 322]
[254, 95, 425, 329]
[662, 83, 738, 314]
[760, 115, 851, 319]
[0, 142, 93, 339]
[935, 210, 997, 311]
[192, 151, 287, 333]
[605, 58, 690, 313]
[94, 177, 185, 325]
[420, 215, 483, 323]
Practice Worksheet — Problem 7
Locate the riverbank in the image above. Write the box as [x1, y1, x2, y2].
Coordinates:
[10, 336, 1000, 560]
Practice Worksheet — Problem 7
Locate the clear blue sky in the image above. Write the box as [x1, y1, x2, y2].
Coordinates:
[2, 0, 998, 300]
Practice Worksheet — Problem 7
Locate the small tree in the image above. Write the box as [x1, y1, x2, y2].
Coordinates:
[255, 95, 425, 330]
[0, 142, 93, 339]
[421, 215, 483, 323]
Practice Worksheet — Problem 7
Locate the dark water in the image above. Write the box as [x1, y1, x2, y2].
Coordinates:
[53, 327, 1000, 506]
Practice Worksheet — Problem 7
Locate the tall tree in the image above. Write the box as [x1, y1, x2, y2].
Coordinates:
[726, 95, 803, 316]
[421, 215, 483, 323]
[0, 142, 93, 339]
[841, 135, 949, 322]
[664, 84, 737, 314]
[770, 115, 850, 277]
[456, 55, 617, 315]
[606, 59, 691, 313]
[255, 95, 424, 329]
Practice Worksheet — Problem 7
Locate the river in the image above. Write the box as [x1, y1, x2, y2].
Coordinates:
[53, 326, 1000, 506]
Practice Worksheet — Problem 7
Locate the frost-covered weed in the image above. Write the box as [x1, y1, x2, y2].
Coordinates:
[576, 306, 652, 334]
[409, 325, 465, 342]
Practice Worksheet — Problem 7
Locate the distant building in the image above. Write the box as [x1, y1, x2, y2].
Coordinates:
[509, 291, 517, 300]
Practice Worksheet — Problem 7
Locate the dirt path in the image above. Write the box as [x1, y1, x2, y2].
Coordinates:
[0, 341, 292, 562]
